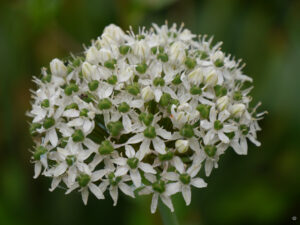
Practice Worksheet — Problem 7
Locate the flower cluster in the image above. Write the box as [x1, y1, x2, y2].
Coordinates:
[28, 23, 264, 213]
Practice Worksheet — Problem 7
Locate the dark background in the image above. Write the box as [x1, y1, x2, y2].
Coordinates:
[0, 0, 299, 224]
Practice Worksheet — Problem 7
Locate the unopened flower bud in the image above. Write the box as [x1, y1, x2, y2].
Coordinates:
[205, 69, 218, 86]
[82, 62, 97, 79]
[169, 41, 186, 64]
[230, 103, 246, 117]
[102, 24, 125, 43]
[50, 58, 67, 77]
[86, 46, 100, 64]
[141, 86, 155, 102]
[175, 140, 189, 153]
[133, 40, 150, 58]
[188, 68, 204, 85]
[98, 48, 112, 63]
[216, 96, 229, 111]
[212, 50, 224, 67]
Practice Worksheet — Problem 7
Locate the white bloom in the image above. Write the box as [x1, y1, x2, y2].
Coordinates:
[29, 23, 264, 212]
[132, 40, 150, 59]
[166, 165, 207, 205]
[98, 48, 112, 63]
[201, 107, 236, 144]
[86, 46, 100, 64]
[141, 86, 155, 102]
[216, 96, 229, 111]
[230, 103, 246, 117]
[212, 50, 225, 63]
[175, 140, 189, 153]
[188, 68, 204, 85]
[101, 24, 125, 46]
[82, 62, 97, 79]
[169, 41, 186, 64]
[50, 58, 67, 77]
[113, 145, 156, 187]
[204, 69, 218, 86]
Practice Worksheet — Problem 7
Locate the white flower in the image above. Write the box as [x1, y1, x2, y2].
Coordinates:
[141, 86, 155, 102]
[188, 68, 204, 85]
[102, 24, 125, 44]
[201, 107, 237, 144]
[212, 50, 225, 63]
[66, 168, 107, 205]
[126, 123, 172, 156]
[175, 140, 189, 153]
[139, 173, 175, 213]
[50, 58, 67, 77]
[29, 23, 264, 212]
[132, 40, 150, 59]
[204, 69, 218, 86]
[113, 145, 156, 187]
[166, 165, 207, 205]
[99, 171, 135, 206]
[216, 95, 229, 111]
[82, 62, 97, 79]
[168, 41, 186, 64]
[86, 46, 100, 64]
[230, 103, 246, 117]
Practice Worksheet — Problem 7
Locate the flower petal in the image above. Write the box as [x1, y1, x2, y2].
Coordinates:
[151, 193, 159, 214]
[136, 139, 151, 160]
[119, 182, 135, 198]
[49, 128, 58, 147]
[160, 195, 174, 212]
[109, 186, 118, 206]
[127, 133, 144, 144]
[122, 114, 132, 132]
[125, 145, 135, 158]
[89, 183, 104, 199]
[218, 131, 230, 143]
[156, 128, 172, 140]
[191, 178, 207, 188]
[172, 156, 184, 174]
[130, 169, 141, 187]
[33, 162, 42, 179]
[152, 137, 166, 154]
[139, 162, 156, 174]
[81, 188, 89, 205]
[182, 185, 191, 205]
[166, 182, 181, 196]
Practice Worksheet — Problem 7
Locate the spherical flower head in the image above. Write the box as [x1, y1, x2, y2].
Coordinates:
[28, 22, 264, 213]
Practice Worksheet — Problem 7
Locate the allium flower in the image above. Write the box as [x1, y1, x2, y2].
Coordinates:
[28, 23, 265, 213]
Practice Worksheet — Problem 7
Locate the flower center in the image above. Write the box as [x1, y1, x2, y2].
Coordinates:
[127, 157, 139, 169]
[179, 173, 191, 184]
[152, 180, 166, 193]
[214, 120, 223, 130]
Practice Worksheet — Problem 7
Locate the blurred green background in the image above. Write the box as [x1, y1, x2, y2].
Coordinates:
[0, 0, 299, 224]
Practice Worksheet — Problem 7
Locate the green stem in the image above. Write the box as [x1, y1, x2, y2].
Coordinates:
[158, 201, 179, 225]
